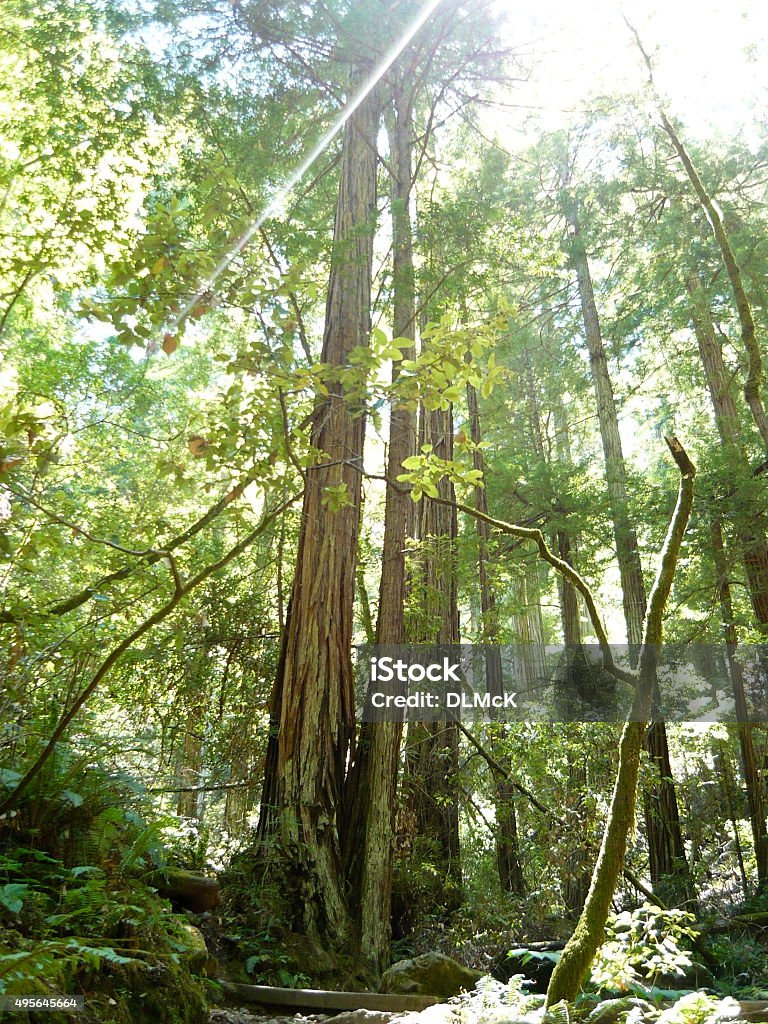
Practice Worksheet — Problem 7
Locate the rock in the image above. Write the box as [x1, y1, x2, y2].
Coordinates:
[178, 921, 216, 976]
[324, 1012, 394, 1024]
[478, 1019, 537, 1024]
[209, 1013, 328, 1024]
[122, 957, 208, 1023]
[278, 931, 342, 980]
[379, 952, 483, 998]
[209, 1012, 263, 1024]
[397, 1005, 459, 1024]
[653, 961, 716, 991]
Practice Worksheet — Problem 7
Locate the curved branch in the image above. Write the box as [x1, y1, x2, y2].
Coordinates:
[635, 437, 697, 686]
[426, 493, 633, 684]
[0, 492, 302, 817]
[0, 466, 270, 623]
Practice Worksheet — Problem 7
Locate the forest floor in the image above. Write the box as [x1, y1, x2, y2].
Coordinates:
[207, 1006, 455, 1024]
[209, 1013, 329, 1024]
[207, 987, 538, 1024]
[208, 1012, 403, 1024]
[207, 1010, 417, 1024]
[205, 980, 767, 1024]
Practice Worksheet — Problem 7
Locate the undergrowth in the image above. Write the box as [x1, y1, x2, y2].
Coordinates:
[0, 749, 209, 1023]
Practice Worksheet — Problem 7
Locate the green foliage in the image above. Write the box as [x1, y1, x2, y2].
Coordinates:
[2, 0, 768, 1002]
[0, 751, 209, 1022]
[590, 905, 699, 996]
[543, 1001, 572, 1024]
[655, 992, 739, 1024]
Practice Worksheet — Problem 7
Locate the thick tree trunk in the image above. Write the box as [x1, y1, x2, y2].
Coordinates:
[345, 84, 417, 973]
[257, 81, 380, 949]
[466, 378, 525, 897]
[565, 200, 691, 902]
[643, 726, 692, 904]
[511, 563, 547, 689]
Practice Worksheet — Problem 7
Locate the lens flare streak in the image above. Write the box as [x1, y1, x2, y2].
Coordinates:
[176, 0, 445, 327]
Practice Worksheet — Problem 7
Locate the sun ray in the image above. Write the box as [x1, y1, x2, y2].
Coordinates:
[174, 0, 445, 330]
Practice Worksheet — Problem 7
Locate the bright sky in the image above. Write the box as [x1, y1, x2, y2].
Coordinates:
[495, 0, 768, 144]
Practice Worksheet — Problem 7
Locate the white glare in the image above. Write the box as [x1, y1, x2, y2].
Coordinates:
[175, 0, 445, 328]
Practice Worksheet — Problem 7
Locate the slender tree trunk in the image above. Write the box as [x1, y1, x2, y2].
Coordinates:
[686, 272, 768, 888]
[177, 716, 203, 819]
[658, 110, 768, 448]
[627, 27, 768, 445]
[257, 80, 380, 949]
[553, 485, 593, 912]
[466, 378, 525, 896]
[567, 208, 645, 648]
[345, 84, 417, 973]
[557, 529, 582, 647]
[687, 273, 768, 627]
[403, 405, 463, 914]
[564, 198, 692, 904]
[716, 740, 750, 901]
[711, 516, 768, 888]
[553, 404, 596, 914]
[546, 440, 695, 1006]
[356, 563, 376, 644]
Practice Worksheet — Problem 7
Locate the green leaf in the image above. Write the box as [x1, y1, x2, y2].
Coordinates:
[371, 326, 387, 348]
[0, 769, 21, 790]
[0, 883, 29, 914]
[69, 943, 138, 966]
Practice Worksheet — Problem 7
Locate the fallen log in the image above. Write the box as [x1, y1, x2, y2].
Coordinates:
[736, 1002, 768, 1022]
[217, 983, 438, 1013]
[150, 867, 220, 913]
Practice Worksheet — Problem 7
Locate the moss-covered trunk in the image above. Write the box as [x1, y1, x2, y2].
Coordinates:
[546, 439, 695, 1007]
[565, 192, 691, 905]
